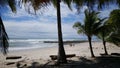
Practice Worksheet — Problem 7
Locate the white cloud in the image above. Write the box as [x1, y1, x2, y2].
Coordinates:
[100, 4, 119, 18]
[2, 2, 118, 39]
[3, 2, 87, 19]
[3, 20, 79, 38]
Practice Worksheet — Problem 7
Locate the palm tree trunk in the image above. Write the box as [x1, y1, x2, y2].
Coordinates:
[103, 41, 108, 55]
[57, 0, 67, 64]
[88, 36, 95, 57]
[102, 32, 108, 55]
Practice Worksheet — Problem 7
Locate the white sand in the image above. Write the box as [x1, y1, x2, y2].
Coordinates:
[0, 42, 120, 68]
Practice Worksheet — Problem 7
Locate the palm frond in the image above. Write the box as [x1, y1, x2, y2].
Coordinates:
[72, 0, 84, 12]
[51, 0, 57, 8]
[62, 0, 72, 10]
[0, 0, 16, 13]
[73, 22, 84, 34]
[73, 22, 82, 29]
[108, 9, 120, 29]
[107, 32, 120, 46]
[8, 0, 16, 13]
[0, 0, 16, 55]
[77, 29, 84, 34]
[0, 17, 9, 55]
[21, 0, 51, 12]
[21, 0, 74, 13]
[73, 9, 102, 38]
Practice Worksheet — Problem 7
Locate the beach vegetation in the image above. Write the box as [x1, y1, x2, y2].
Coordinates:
[95, 9, 120, 55]
[106, 9, 120, 46]
[73, 9, 102, 57]
[0, 0, 16, 54]
[8, 0, 120, 64]
[96, 20, 112, 55]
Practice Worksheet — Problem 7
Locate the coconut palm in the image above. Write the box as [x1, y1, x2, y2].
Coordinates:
[73, 9, 103, 57]
[97, 26, 120, 53]
[21, 0, 75, 63]
[96, 21, 112, 55]
[0, 0, 16, 54]
[106, 9, 120, 46]
[96, 9, 120, 54]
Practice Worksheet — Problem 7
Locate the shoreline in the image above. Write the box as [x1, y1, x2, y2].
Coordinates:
[0, 42, 120, 68]
[8, 41, 101, 51]
[8, 40, 87, 51]
[43, 40, 88, 43]
[4, 41, 120, 59]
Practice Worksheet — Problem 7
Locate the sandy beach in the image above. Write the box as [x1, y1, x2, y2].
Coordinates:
[0, 42, 120, 68]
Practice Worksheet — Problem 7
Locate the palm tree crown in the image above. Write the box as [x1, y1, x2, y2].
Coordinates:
[21, 0, 120, 13]
[73, 10, 101, 37]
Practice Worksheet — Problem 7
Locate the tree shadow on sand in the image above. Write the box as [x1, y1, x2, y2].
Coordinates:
[22, 53, 120, 68]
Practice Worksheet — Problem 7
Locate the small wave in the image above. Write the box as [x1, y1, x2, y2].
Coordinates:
[9, 42, 57, 51]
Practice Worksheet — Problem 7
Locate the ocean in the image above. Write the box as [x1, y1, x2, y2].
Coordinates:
[9, 37, 99, 51]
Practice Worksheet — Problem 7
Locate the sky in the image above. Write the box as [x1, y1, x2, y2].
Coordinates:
[0, 2, 118, 39]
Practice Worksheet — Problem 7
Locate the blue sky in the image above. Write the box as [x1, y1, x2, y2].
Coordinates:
[0, 2, 118, 39]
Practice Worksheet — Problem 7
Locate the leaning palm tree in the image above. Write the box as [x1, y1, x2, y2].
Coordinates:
[96, 21, 112, 55]
[97, 25, 120, 55]
[0, 0, 16, 54]
[96, 9, 120, 54]
[73, 9, 103, 57]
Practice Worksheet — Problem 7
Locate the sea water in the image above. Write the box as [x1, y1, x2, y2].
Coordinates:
[9, 37, 99, 51]
[9, 38, 57, 51]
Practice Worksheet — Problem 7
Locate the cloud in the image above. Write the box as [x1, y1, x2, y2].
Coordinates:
[99, 4, 119, 18]
[2, 3, 118, 39]
[2, 2, 87, 21]
[3, 20, 80, 39]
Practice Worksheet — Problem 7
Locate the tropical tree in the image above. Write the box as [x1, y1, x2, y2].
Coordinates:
[96, 9, 120, 55]
[97, 21, 120, 55]
[21, 0, 74, 63]
[73, 9, 103, 57]
[0, 0, 16, 54]
[106, 9, 120, 46]
[96, 21, 111, 55]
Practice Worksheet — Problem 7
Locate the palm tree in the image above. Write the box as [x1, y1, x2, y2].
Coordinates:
[21, 0, 74, 63]
[106, 9, 120, 46]
[73, 9, 103, 57]
[0, 0, 16, 54]
[56, 0, 67, 63]
[96, 9, 120, 55]
[96, 21, 111, 55]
